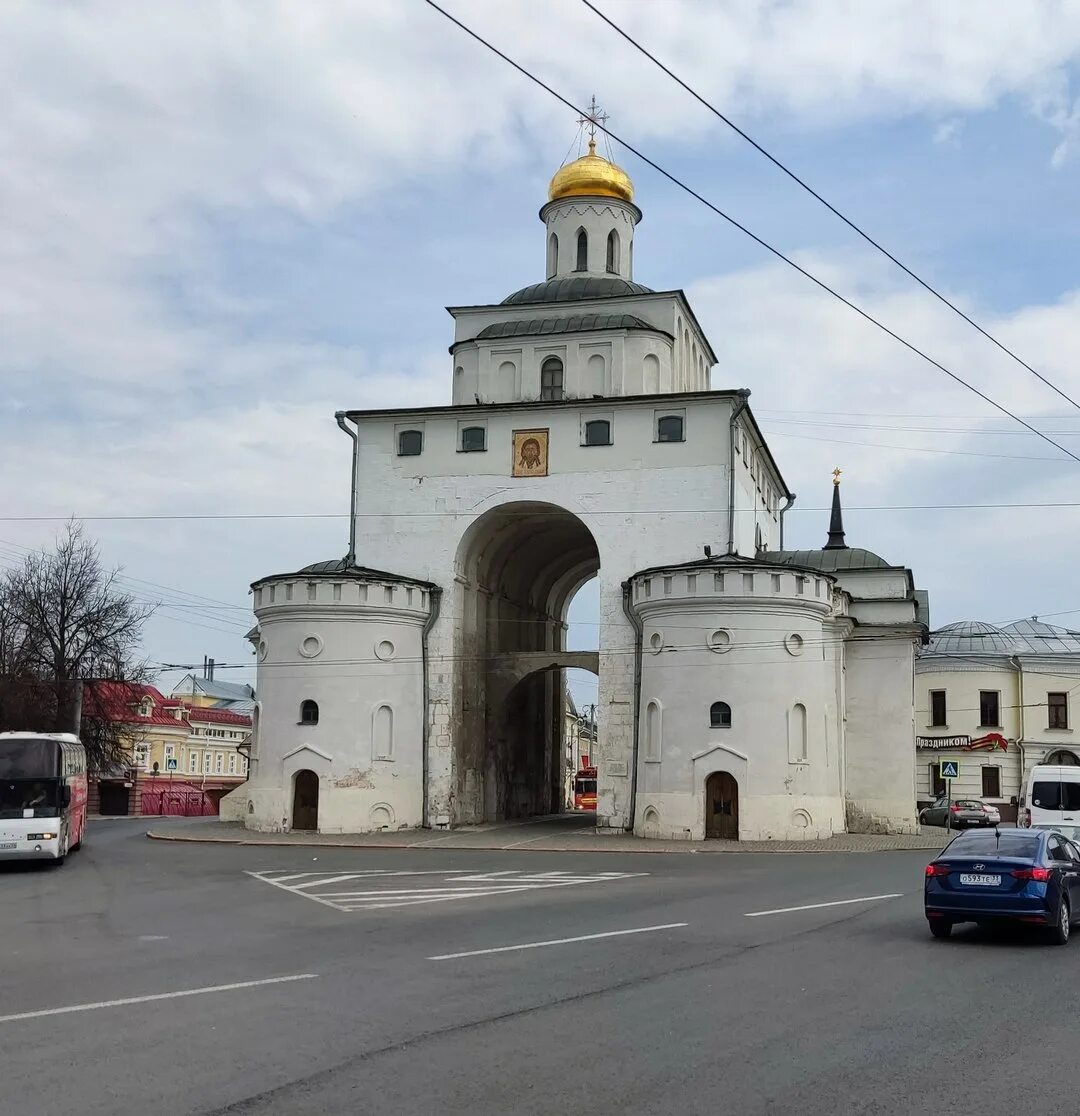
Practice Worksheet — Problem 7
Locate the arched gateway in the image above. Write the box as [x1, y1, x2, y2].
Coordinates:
[452, 502, 600, 824]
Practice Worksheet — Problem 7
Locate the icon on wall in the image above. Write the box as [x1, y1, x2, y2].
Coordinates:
[512, 429, 549, 477]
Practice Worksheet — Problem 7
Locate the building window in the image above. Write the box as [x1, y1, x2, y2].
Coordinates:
[584, 419, 611, 446]
[300, 700, 319, 726]
[241, 755, 249, 774]
[540, 357, 564, 401]
[397, 429, 423, 456]
[215, 753, 224, 774]
[374, 704, 394, 761]
[228, 753, 237, 775]
[189, 752, 198, 774]
[1049, 692, 1069, 730]
[202, 752, 211, 774]
[547, 232, 558, 278]
[133, 743, 149, 771]
[657, 415, 684, 443]
[930, 690, 947, 727]
[710, 701, 732, 728]
[930, 763, 946, 797]
[575, 228, 588, 272]
[979, 690, 1000, 727]
[461, 426, 486, 452]
[982, 765, 1001, 798]
[606, 229, 619, 274]
[789, 703, 808, 763]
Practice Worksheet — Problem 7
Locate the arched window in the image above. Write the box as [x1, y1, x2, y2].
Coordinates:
[397, 429, 423, 456]
[461, 426, 486, 452]
[575, 228, 588, 272]
[1046, 749, 1080, 766]
[547, 232, 558, 278]
[710, 701, 732, 728]
[789, 703, 807, 762]
[540, 357, 564, 401]
[300, 700, 319, 726]
[584, 419, 611, 446]
[606, 229, 619, 273]
[645, 700, 662, 761]
[373, 704, 394, 760]
[657, 415, 684, 442]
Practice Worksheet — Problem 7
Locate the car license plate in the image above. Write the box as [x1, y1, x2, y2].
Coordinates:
[959, 873, 1000, 886]
[0, 842, 16, 850]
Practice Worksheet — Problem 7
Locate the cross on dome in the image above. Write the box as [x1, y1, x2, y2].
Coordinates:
[577, 95, 610, 155]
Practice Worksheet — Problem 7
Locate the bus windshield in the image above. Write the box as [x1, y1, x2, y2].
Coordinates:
[0, 737, 61, 779]
[0, 779, 60, 819]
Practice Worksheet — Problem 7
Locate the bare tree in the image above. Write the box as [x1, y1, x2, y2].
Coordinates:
[0, 521, 155, 770]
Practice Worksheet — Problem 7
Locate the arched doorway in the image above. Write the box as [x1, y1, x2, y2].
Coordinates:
[705, 771, 739, 839]
[292, 769, 319, 831]
[453, 502, 600, 824]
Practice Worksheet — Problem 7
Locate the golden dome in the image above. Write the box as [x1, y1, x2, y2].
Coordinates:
[548, 138, 634, 203]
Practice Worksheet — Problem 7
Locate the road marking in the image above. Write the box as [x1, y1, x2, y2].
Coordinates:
[0, 974, 318, 1026]
[744, 893, 904, 918]
[247, 868, 648, 913]
[429, 923, 688, 960]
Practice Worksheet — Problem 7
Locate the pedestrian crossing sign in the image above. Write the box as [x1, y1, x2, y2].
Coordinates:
[941, 760, 960, 779]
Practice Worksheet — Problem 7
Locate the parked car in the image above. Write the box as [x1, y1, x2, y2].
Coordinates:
[918, 797, 1001, 828]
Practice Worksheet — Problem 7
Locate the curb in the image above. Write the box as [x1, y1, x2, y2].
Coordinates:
[145, 830, 947, 855]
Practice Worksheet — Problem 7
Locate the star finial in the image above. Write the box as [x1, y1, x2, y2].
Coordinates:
[832, 466, 842, 487]
[577, 95, 609, 155]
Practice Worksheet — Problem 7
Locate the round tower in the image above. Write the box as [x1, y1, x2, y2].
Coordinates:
[237, 560, 439, 834]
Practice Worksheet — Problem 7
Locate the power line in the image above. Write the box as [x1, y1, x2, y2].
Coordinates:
[418, 0, 1080, 464]
[579, 0, 1080, 416]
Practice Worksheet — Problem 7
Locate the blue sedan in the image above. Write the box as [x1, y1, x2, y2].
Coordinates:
[924, 827, 1080, 944]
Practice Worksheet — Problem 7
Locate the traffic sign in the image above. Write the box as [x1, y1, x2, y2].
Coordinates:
[166, 758, 178, 771]
[940, 760, 960, 779]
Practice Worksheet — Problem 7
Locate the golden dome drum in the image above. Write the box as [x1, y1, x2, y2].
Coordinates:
[548, 138, 634, 204]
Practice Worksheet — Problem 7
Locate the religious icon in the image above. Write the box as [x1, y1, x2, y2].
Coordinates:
[512, 429, 549, 477]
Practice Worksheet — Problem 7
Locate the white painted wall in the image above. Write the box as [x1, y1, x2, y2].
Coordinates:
[631, 562, 846, 840]
[231, 575, 433, 834]
[542, 197, 638, 280]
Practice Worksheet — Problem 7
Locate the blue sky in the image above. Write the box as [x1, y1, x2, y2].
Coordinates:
[3, 0, 1080, 709]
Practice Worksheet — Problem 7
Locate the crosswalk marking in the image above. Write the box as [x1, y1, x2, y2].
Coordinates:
[247, 867, 648, 913]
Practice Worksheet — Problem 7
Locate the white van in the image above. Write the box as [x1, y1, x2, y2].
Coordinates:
[1019, 764, 1080, 828]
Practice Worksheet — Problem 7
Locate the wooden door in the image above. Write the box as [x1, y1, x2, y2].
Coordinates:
[292, 770, 319, 831]
[705, 772, 739, 839]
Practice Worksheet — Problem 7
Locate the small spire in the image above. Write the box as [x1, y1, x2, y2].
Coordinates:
[824, 467, 848, 550]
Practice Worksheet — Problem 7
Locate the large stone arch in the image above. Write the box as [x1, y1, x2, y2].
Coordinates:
[451, 501, 600, 823]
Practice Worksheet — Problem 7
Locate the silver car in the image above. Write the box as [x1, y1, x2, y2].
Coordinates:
[919, 796, 1002, 828]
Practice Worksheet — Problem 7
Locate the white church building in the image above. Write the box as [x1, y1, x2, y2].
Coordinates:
[227, 125, 929, 841]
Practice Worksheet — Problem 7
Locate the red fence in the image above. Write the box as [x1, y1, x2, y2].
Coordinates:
[139, 783, 217, 817]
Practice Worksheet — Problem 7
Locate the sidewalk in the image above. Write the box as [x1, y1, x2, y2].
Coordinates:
[145, 814, 949, 854]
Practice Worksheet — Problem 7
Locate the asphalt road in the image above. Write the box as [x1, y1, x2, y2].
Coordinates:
[0, 819, 1070, 1116]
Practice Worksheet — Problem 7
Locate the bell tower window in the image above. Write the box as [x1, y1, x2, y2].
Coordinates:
[606, 230, 619, 274]
[547, 232, 558, 279]
[540, 357, 564, 401]
[575, 229, 588, 272]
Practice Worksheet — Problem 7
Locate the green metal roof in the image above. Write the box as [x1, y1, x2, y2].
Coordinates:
[473, 313, 664, 342]
[501, 276, 654, 305]
[761, 548, 894, 571]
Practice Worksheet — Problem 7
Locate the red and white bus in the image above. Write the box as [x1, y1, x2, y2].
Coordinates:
[0, 732, 87, 863]
[573, 765, 597, 811]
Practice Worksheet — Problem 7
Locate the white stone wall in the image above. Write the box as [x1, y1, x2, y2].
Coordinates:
[449, 292, 715, 405]
[232, 574, 433, 834]
[542, 197, 638, 280]
[843, 636, 920, 833]
[630, 562, 846, 840]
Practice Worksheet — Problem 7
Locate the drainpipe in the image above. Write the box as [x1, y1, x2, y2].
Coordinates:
[726, 391, 750, 555]
[621, 578, 644, 833]
[1012, 654, 1026, 818]
[421, 588, 443, 829]
[334, 412, 358, 566]
[779, 494, 796, 550]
